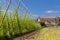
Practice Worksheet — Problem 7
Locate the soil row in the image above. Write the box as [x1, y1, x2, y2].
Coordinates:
[13, 30, 40, 40]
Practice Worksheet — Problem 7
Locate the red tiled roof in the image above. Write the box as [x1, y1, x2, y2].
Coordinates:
[40, 17, 56, 21]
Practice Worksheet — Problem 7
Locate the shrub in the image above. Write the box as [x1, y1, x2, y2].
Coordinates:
[40, 21, 46, 27]
[57, 18, 60, 26]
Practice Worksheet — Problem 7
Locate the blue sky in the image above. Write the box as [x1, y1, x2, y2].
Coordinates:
[0, 0, 60, 18]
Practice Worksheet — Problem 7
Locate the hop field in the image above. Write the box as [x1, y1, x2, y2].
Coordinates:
[0, 6, 41, 40]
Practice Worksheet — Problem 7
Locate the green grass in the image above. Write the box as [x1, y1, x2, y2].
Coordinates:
[0, 6, 41, 39]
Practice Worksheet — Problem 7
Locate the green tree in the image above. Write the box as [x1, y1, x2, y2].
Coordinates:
[56, 17, 60, 26]
[40, 21, 46, 27]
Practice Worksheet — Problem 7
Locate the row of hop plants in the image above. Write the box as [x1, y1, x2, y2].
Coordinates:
[0, 6, 41, 40]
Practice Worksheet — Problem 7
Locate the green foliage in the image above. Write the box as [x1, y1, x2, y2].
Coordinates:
[0, 6, 41, 39]
[57, 21, 60, 26]
[57, 18, 60, 26]
[40, 21, 46, 26]
[58, 21, 60, 25]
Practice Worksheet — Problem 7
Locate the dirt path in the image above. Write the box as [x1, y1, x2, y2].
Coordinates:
[13, 29, 40, 40]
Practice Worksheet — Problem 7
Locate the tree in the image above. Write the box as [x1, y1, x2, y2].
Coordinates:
[40, 21, 46, 27]
[56, 17, 60, 26]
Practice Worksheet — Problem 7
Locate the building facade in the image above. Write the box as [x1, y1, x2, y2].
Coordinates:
[37, 17, 59, 25]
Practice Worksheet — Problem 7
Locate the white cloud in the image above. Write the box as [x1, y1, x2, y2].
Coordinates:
[33, 14, 39, 17]
[33, 15, 39, 17]
[32, 14, 39, 19]
[45, 10, 60, 13]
